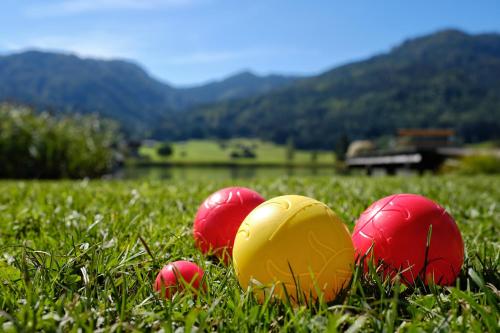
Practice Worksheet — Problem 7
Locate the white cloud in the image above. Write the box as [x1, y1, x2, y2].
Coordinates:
[4, 33, 138, 59]
[165, 51, 249, 65]
[164, 47, 301, 65]
[26, 0, 206, 17]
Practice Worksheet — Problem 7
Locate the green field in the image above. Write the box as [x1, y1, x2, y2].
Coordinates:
[0, 176, 498, 332]
[139, 139, 335, 166]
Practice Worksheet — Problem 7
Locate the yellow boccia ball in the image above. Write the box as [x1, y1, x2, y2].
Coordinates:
[233, 195, 354, 303]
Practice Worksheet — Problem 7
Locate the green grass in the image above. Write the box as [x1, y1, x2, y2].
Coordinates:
[0, 176, 499, 332]
[139, 139, 335, 166]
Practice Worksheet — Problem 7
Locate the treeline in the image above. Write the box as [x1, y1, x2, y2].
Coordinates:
[0, 104, 119, 178]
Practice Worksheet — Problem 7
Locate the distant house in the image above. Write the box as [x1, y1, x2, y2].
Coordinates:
[346, 129, 461, 175]
[396, 129, 458, 149]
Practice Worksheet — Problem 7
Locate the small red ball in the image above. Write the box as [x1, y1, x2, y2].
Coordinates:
[352, 194, 464, 285]
[193, 187, 265, 260]
[154, 261, 205, 299]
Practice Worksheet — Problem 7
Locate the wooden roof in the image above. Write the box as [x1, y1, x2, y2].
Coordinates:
[397, 129, 455, 137]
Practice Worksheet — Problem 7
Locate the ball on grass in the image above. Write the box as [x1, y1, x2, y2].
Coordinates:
[193, 187, 265, 260]
[233, 195, 354, 303]
[352, 194, 464, 285]
[154, 260, 205, 299]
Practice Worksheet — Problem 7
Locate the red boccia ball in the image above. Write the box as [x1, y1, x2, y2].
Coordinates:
[193, 187, 265, 260]
[352, 194, 464, 285]
[154, 260, 205, 299]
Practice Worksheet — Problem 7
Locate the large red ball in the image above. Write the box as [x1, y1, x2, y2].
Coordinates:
[154, 261, 205, 299]
[193, 187, 265, 259]
[352, 194, 464, 285]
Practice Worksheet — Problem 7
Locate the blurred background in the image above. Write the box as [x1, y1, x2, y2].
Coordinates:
[1, 0, 499, 179]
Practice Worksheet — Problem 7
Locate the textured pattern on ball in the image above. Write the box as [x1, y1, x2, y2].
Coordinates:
[193, 187, 265, 259]
[233, 195, 354, 303]
[352, 194, 464, 285]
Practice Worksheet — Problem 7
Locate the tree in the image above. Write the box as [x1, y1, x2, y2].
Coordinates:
[157, 143, 174, 157]
[335, 134, 350, 161]
[310, 151, 318, 164]
[286, 137, 295, 162]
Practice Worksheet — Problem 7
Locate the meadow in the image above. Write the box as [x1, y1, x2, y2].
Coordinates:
[0, 176, 498, 332]
[138, 139, 335, 166]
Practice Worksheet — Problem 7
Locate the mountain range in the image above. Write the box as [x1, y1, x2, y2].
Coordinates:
[1, 29, 500, 147]
[160, 29, 500, 148]
[0, 51, 296, 132]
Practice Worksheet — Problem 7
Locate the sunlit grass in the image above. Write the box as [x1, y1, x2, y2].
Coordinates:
[0, 176, 498, 331]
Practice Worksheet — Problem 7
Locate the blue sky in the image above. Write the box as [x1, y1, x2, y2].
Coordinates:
[1, 0, 499, 86]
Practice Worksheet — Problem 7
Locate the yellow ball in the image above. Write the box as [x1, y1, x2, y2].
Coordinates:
[233, 195, 354, 303]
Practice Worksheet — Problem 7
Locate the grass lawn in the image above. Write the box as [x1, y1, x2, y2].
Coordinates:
[139, 139, 335, 166]
[0, 176, 498, 331]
